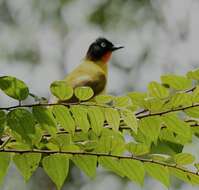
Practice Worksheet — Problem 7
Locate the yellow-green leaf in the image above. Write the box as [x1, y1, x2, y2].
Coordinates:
[114, 96, 132, 107]
[170, 93, 192, 108]
[33, 106, 57, 136]
[0, 111, 6, 136]
[148, 81, 169, 99]
[121, 110, 138, 133]
[174, 153, 195, 165]
[70, 105, 90, 132]
[87, 106, 104, 135]
[0, 153, 10, 183]
[42, 154, 69, 190]
[50, 80, 73, 101]
[144, 162, 170, 187]
[98, 157, 125, 177]
[0, 76, 29, 100]
[72, 155, 97, 178]
[52, 105, 75, 134]
[105, 108, 120, 131]
[161, 74, 192, 90]
[127, 92, 147, 108]
[162, 113, 192, 140]
[13, 153, 41, 181]
[139, 116, 162, 144]
[185, 107, 199, 118]
[7, 109, 35, 143]
[126, 142, 149, 156]
[121, 159, 145, 185]
[95, 95, 114, 104]
[187, 69, 199, 80]
[74, 86, 94, 101]
[169, 168, 190, 184]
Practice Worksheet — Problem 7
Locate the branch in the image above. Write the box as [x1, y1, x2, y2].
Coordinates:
[0, 102, 77, 111]
[0, 102, 115, 111]
[0, 148, 198, 177]
[1, 99, 199, 123]
[136, 103, 199, 119]
[135, 86, 198, 116]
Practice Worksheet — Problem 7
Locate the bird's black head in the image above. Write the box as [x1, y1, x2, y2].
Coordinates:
[86, 38, 123, 62]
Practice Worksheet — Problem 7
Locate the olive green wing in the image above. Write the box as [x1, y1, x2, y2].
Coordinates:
[65, 72, 106, 96]
[60, 71, 106, 103]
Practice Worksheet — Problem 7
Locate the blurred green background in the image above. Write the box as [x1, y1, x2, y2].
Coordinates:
[0, 0, 199, 189]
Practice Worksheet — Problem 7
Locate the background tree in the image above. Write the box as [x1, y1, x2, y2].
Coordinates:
[0, 0, 199, 190]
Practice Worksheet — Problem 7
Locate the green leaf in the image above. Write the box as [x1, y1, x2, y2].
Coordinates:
[0, 111, 6, 136]
[185, 107, 199, 118]
[87, 106, 104, 135]
[70, 105, 90, 132]
[104, 108, 120, 131]
[127, 92, 147, 108]
[5, 142, 31, 150]
[121, 110, 138, 133]
[0, 153, 10, 183]
[95, 129, 125, 155]
[50, 80, 73, 101]
[192, 86, 199, 102]
[49, 134, 72, 150]
[42, 154, 69, 190]
[148, 154, 171, 162]
[7, 109, 35, 143]
[72, 155, 97, 178]
[187, 69, 199, 80]
[139, 116, 162, 144]
[143, 97, 165, 112]
[170, 168, 199, 185]
[98, 156, 125, 177]
[74, 86, 94, 101]
[169, 167, 191, 184]
[170, 93, 192, 108]
[114, 96, 132, 107]
[0, 76, 29, 100]
[52, 105, 75, 134]
[161, 74, 192, 90]
[126, 142, 149, 156]
[174, 153, 195, 165]
[33, 106, 57, 136]
[95, 95, 114, 104]
[144, 163, 170, 187]
[121, 159, 145, 185]
[162, 113, 192, 140]
[151, 141, 183, 156]
[194, 163, 199, 171]
[148, 81, 169, 99]
[187, 173, 199, 185]
[13, 153, 41, 181]
[159, 128, 190, 145]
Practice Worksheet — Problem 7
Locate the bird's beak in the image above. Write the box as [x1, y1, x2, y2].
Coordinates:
[111, 46, 124, 51]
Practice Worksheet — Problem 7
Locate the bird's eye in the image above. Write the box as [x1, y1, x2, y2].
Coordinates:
[100, 42, 106, 48]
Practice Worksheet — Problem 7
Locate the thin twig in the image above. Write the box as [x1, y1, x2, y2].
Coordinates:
[1, 101, 199, 121]
[0, 148, 198, 177]
[136, 103, 199, 119]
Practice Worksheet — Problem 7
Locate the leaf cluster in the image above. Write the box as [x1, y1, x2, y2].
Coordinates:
[1, 70, 199, 189]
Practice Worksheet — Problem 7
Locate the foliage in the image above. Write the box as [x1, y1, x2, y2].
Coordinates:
[1, 70, 199, 189]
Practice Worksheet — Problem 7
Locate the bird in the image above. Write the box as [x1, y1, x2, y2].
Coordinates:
[59, 37, 123, 102]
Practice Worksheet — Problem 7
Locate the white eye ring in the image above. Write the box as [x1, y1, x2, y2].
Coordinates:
[101, 42, 106, 47]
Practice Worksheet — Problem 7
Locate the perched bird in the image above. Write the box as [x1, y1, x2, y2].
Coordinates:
[57, 37, 123, 102]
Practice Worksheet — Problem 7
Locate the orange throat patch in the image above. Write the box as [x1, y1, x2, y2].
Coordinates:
[102, 52, 112, 63]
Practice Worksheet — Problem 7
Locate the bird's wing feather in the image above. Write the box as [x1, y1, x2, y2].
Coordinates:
[58, 62, 107, 103]
[65, 71, 106, 96]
